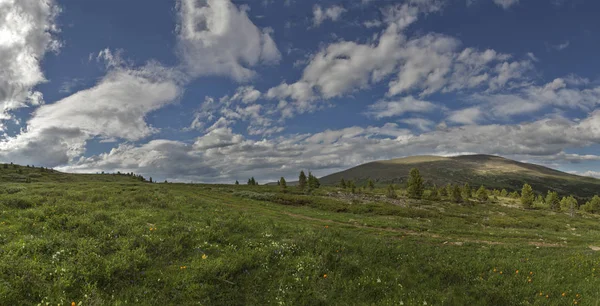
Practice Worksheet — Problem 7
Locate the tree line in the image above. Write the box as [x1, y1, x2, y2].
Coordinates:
[336, 168, 600, 215]
[239, 170, 321, 192]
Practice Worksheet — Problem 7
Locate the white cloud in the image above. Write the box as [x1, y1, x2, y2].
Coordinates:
[28, 63, 182, 141]
[54, 111, 600, 183]
[176, 0, 281, 82]
[471, 77, 600, 118]
[267, 3, 530, 114]
[0, 0, 61, 118]
[313, 5, 346, 27]
[363, 20, 383, 28]
[578, 171, 600, 178]
[493, 0, 520, 9]
[366, 96, 437, 119]
[0, 57, 183, 166]
[400, 117, 436, 131]
[447, 107, 482, 125]
[59, 78, 84, 94]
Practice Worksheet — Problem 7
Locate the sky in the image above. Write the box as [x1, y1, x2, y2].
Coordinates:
[1, 0, 600, 183]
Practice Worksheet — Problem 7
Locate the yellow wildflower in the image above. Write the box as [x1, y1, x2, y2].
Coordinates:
[202, 254, 208, 260]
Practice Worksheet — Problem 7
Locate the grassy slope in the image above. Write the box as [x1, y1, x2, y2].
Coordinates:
[0, 164, 143, 183]
[0, 181, 599, 305]
[319, 154, 600, 199]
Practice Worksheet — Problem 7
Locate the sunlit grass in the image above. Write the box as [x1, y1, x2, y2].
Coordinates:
[0, 182, 599, 305]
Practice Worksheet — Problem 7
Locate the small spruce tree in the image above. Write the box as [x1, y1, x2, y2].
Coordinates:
[546, 191, 560, 211]
[450, 185, 462, 203]
[386, 184, 397, 199]
[307, 172, 320, 190]
[521, 184, 534, 209]
[235, 180, 239, 185]
[406, 168, 424, 199]
[367, 179, 375, 191]
[476, 185, 488, 202]
[280, 177, 287, 192]
[582, 195, 600, 214]
[348, 181, 356, 194]
[445, 184, 453, 199]
[462, 183, 472, 200]
[298, 171, 307, 190]
[340, 178, 347, 189]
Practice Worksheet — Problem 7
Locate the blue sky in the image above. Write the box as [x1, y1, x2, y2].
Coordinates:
[2, 0, 600, 183]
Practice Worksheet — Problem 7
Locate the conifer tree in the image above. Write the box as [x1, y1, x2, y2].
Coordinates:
[298, 171, 307, 190]
[280, 177, 287, 191]
[348, 180, 356, 194]
[406, 168, 424, 199]
[546, 190, 560, 211]
[235, 180, 239, 185]
[340, 178, 346, 189]
[446, 183, 453, 199]
[450, 184, 462, 203]
[462, 183, 472, 199]
[582, 195, 600, 214]
[476, 185, 488, 202]
[307, 172, 320, 189]
[521, 184, 534, 209]
[367, 179, 375, 191]
[386, 184, 397, 199]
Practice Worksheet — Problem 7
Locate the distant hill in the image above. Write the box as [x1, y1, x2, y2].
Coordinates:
[0, 163, 146, 183]
[319, 154, 600, 199]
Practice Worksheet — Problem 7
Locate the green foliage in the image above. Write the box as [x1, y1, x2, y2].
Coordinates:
[427, 185, 441, 201]
[340, 178, 346, 189]
[438, 186, 447, 197]
[560, 196, 578, 214]
[520, 184, 534, 209]
[581, 195, 600, 214]
[0, 181, 599, 305]
[347, 180, 356, 194]
[367, 179, 375, 191]
[500, 189, 508, 197]
[280, 177, 287, 191]
[545, 191, 560, 211]
[248, 177, 257, 186]
[462, 183, 472, 200]
[298, 171, 307, 190]
[307, 172, 320, 190]
[406, 168, 424, 199]
[235, 180, 239, 185]
[476, 186, 488, 202]
[450, 185, 462, 203]
[386, 184, 397, 199]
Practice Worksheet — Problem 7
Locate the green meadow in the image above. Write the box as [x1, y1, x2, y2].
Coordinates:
[1, 181, 599, 305]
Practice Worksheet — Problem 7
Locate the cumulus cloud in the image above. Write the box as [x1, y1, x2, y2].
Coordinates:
[312, 5, 346, 26]
[471, 77, 600, 119]
[447, 107, 482, 125]
[400, 117, 436, 131]
[176, 0, 281, 81]
[267, 2, 530, 114]
[0, 0, 61, 119]
[0, 53, 183, 166]
[188, 86, 282, 136]
[366, 96, 437, 119]
[55, 110, 600, 183]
